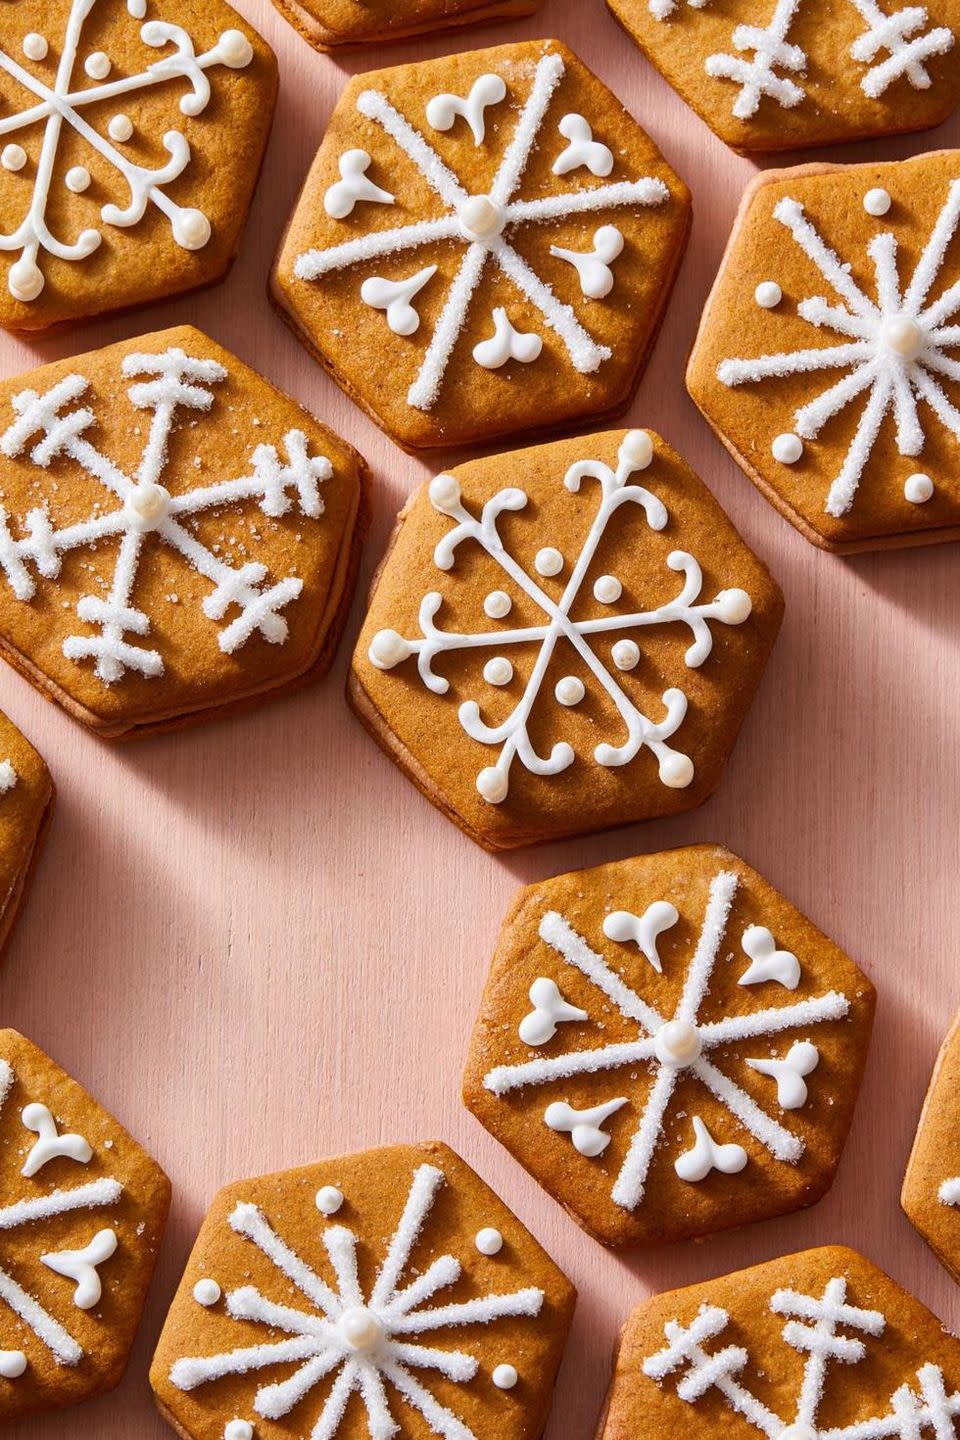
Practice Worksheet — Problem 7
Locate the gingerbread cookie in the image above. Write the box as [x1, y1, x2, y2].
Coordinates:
[0, 324, 367, 738]
[599, 1245, 960, 1440]
[271, 0, 542, 52]
[902, 1008, 960, 1282]
[351, 431, 782, 851]
[607, 0, 958, 153]
[464, 846, 875, 1247]
[688, 152, 960, 553]
[0, 1028, 170, 1421]
[271, 40, 691, 451]
[150, 1140, 576, 1440]
[0, 711, 52, 958]
[0, 0, 276, 331]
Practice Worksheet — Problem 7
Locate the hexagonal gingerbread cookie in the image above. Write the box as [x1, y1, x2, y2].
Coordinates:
[688, 152, 960, 553]
[352, 430, 782, 850]
[0, 0, 277, 331]
[902, 1009, 960, 1282]
[598, 1246, 960, 1440]
[0, 710, 51, 957]
[0, 1028, 170, 1421]
[607, 0, 958, 153]
[463, 846, 875, 1247]
[271, 0, 542, 52]
[0, 324, 367, 737]
[150, 1140, 576, 1440]
[271, 40, 691, 451]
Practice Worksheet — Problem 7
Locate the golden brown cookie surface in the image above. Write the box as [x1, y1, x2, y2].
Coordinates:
[0, 710, 51, 956]
[272, 40, 691, 451]
[150, 1139, 576, 1440]
[271, 0, 541, 52]
[901, 1009, 960, 1281]
[464, 846, 875, 1246]
[688, 153, 960, 553]
[0, 324, 366, 737]
[608, 0, 959, 152]
[0, 1028, 170, 1421]
[0, 0, 276, 331]
[599, 1246, 960, 1440]
[352, 430, 782, 850]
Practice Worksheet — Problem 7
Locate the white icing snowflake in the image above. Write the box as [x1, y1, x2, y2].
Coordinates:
[644, 1272, 960, 1439]
[170, 1162, 544, 1440]
[0, 0, 254, 303]
[939, 1176, 960, 1206]
[295, 50, 671, 412]
[650, 0, 954, 121]
[368, 431, 754, 805]
[0, 1059, 123, 1380]
[0, 760, 15, 794]
[484, 870, 850, 1210]
[0, 346, 332, 684]
[718, 180, 960, 517]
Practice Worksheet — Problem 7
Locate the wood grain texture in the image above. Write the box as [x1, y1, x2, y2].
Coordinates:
[0, 1, 957, 1436]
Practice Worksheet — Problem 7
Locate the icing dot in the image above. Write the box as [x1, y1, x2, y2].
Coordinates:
[0, 1351, 26, 1379]
[772, 432, 803, 464]
[172, 207, 211, 250]
[429, 473, 461, 512]
[714, 588, 752, 624]
[84, 51, 111, 80]
[882, 315, 923, 359]
[193, 1278, 221, 1307]
[778, 1428, 817, 1440]
[65, 166, 91, 193]
[128, 0, 147, 14]
[369, 629, 411, 668]
[904, 472, 934, 504]
[484, 590, 511, 619]
[611, 638, 640, 671]
[8, 256, 43, 302]
[493, 1364, 519, 1390]
[339, 1307, 384, 1352]
[863, 187, 891, 217]
[621, 429, 653, 468]
[475, 1227, 503, 1256]
[217, 29, 254, 68]
[660, 753, 695, 789]
[534, 547, 563, 577]
[655, 1019, 702, 1066]
[315, 1185, 343, 1215]
[754, 280, 782, 309]
[484, 656, 513, 687]
[476, 766, 508, 804]
[555, 675, 584, 706]
[22, 34, 47, 61]
[1, 145, 26, 172]
[224, 1423, 253, 1440]
[108, 113, 134, 142]
[593, 574, 621, 604]
[459, 194, 506, 243]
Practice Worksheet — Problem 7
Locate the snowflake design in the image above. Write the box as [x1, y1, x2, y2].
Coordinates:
[718, 181, 960, 517]
[650, 0, 953, 120]
[644, 1273, 960, 1439]
[0, 0, 254, 304]
[939, 1176, 960, 1206]
[0, 1059, 123, 1378]
[368, 432, 754, 805]
[170, 1162, 544, 1440]
[294, 50, 670, 413]
[0, 346, 332, 684]
[484, 870, 851, 1211]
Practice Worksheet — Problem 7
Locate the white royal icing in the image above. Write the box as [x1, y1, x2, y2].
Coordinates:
[107, 113, 134, 142]
[519, 977, 588, 1046]
[492, 1363, 518, 1390]
[739, 925, 801, 989]
[755, 280, 782, 308]
[473, 308, 543, 369]
[0, 2, 255, 301]
[484, 590, 512, 619]
[194, 1278, 222, 1306]
[1, 146, 26, 173]
[593, 574, 621, 603]
[315, 1186, 344, 1216]
[42, 1227, 118, 1309]
[544, 1097, 627, 1157]
[484, 870, 852, 1212]
[551, 225, 624, 299]
[483, 656, 513, 686]
[939, 1176, 960, 1206]
[0, 1350, 26, 1378]
[224, 1423, 253, 1440]
[169, 1163, 545, 1439]
[426, 73, 506, 145]
[21, 1104, 93, 1177]
[361, 266, 436, 336]
[0, 347, 332, 685]
[603, 901, 679, 974]
[746, 1039, 819, 1108]
[294, 52, 671, 412]
[904, 471, 934, 502]
[367, 433, 754, 803]
[324, 150, 394, 220]
[864, 187, 892, 216]
[718, 184, 960, 517]
[554, 675, 584, 706]
[0, 761, 16, 795]
[552, 114, 614, 177]
[675, 1115, 747, 1181]
[475, 1226, 503, 1255]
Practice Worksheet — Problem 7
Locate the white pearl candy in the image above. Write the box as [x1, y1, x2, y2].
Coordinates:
[882, 315, 923, 359]
[1, 145, 26, 172]
[484, 590, 511, 619]
[621, 429, 653, 469]
[654, 1019, 702, 1066]
[483, 656, 513, 687]
[593, 574, 621, 603]
[493, 1364, 519, 1390]
[904, 472, 934, 504]
[863, 187, 891, 217]
[475, 1227, 504, 1256]
[369, 629, 411, 668]
[315, 1185, 343, 1215]
[772, 432, 803, 464]
[476, 766, 508, 804]
[611, 638, 639, 671]
[0, 1351, 26, 1378]
[172, 208, 211, 251]
[754, 280, 782, 309]
[339, 1307, 384, 1352]
[534, 547, 563, 577]
[224, 1422, 254, 1440]
[108, 114, 134, 142]
[84, 51, 111, 80]
[22, 33, 47, 61]
[65, 166, 91, 193]
[555, 675, 584, 706]
[459, 194, 505, 242]
[193, 1278, 221, 1307]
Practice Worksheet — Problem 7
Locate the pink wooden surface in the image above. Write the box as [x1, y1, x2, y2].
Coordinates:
[1, 1, 959, 1436]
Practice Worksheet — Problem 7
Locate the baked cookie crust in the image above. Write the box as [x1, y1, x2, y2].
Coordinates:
[270, 0, 541, 52]
[902, 1008, 960, 1282]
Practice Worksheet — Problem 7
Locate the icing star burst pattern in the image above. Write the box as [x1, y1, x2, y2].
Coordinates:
[294, 51, 670, 412]
[484, 870, 850, 1210]
[644, 1274, 960, 1439]
[0, 347, 332, 684]
[718, 181, 960, 517]
[368, 432, 754, 805]
[170, 1163, 544, 1440]
[0, 0, 254, 303]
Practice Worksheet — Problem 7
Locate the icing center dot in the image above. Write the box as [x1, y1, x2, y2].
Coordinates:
[778, 1427, 817, 1440]
[654, 1019, 702, 1067]
[338, 1306, 385, 1353]
[881, 315, 923, 360]
[125, 481, 171, 528]
[459, 194, 506, 242]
